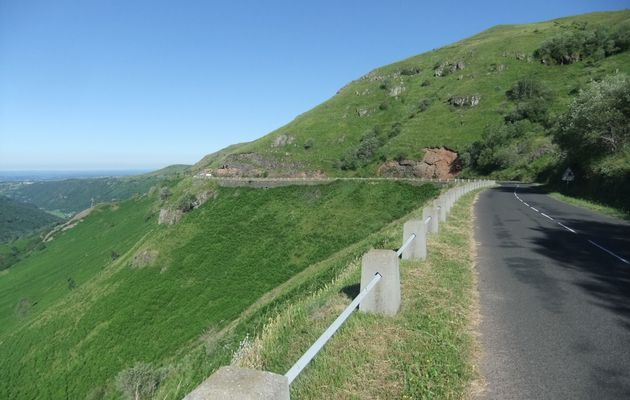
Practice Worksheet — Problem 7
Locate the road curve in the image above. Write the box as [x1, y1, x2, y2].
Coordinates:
[474, 183, 630, 399]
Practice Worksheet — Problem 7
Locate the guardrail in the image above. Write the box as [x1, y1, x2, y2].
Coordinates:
[183, 179, 495, 400]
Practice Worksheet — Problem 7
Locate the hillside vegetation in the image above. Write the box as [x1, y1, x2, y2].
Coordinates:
[0, 196, 61, 243]
[0, 180, 437, 399]
[0, 165, 188, 216]
[193, 10, 629, 208]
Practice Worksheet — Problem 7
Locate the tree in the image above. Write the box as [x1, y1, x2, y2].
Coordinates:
[553, 74, 630, 161]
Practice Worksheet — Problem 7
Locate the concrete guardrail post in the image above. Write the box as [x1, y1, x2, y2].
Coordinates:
[183, 366, 289, 400]
[423, 206, 438, 234]
[436, 198, 447, 222]
[401, 220, 426, 261]
[359, 250, 400, 316]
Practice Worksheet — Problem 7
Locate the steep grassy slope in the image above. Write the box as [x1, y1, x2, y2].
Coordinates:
[0, 196, 62, 243]
[0, 180, 437, 399]
[193, 10, 630, 176]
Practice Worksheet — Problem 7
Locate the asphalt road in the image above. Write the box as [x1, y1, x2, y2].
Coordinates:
[475, 183, 630, 399]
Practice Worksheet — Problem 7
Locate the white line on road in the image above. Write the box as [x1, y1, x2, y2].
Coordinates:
[541, 213, 554, 221]
[558, 222, 577, 234]
[588, 240, 630, 265]
[513, 186, 628, 265]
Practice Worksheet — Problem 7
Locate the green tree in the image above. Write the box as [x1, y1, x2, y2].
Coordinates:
[553, 74, 630, 161]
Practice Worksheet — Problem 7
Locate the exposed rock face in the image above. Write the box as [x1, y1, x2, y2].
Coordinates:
[207, 152, 309, 177]
[448, 95, 481, 107]
[388, 85, 405, 97]
[434, 61, 466, 77]
[357, 108, 371, 117]
[158, 208, 183, 225]
[377, 147, 461, 179]
[271, 134, 295, 148]
[356, 108, 371, 117]
[131, 249, 159, 268]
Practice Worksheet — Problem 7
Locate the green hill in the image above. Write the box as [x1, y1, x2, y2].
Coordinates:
[192, 10, 630, 190]
[0, 179, 437, 399]
[0, 196, 61, 243]
[0, 167, 187, 215]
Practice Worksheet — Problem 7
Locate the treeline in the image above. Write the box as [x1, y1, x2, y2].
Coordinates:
[462, 74, 630, 210]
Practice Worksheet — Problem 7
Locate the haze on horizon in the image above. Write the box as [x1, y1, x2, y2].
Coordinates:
[1, 0, 626, 170]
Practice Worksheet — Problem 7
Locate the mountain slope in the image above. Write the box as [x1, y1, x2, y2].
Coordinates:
[192, 10, 630, 178]
[0, 196, 61, 243]
[0, 180, 437, 399]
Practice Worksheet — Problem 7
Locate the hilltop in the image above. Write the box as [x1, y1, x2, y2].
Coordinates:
[193, 10, 630, 187]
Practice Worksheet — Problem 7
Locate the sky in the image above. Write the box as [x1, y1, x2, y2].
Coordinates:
[0, 0, 627, 170]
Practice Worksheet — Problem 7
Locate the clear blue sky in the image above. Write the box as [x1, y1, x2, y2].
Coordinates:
[0, 0, 627, 170]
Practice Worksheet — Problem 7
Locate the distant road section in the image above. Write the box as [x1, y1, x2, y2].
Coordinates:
[475, 183, 630, 399]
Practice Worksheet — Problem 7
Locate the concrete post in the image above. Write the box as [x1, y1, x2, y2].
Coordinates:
[423, 206, 439, 234]
[435, 198, 447, 222]
[183, 366, 289, 400]
[401, 219, 427, 261]
[359, 250, 400, 316]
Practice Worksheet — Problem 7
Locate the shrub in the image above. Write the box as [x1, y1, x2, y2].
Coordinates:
[553, 74, 630, 160]
[176, 193, 197, 212]
[303, 138, 314, 150]
[399, 66, 422, 76]
[158, 187, 171, 201]
[116, 363, 166, 400]
[67, 277, 77, 290]
[418, 98, 433, 112]
[505, 79, 553, 124]
[506, 78, 551, 101]
[534, 26, 623, 64]
[388, 122, 402, 138]
[504, 101, 549, 124]
[339, 128, 385, 170]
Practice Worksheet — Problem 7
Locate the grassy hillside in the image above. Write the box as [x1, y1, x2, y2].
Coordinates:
[192, 10, 630, 178]
[0, 196, 62, 243]
[0, 180, 437, 399]
[1, 176, 165, 215]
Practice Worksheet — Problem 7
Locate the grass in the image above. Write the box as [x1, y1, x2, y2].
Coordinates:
[0, 181, 438, 400]
[193, 10, 630, 177]
[547, 190, 630, 221]
[233, 189, 481, 399]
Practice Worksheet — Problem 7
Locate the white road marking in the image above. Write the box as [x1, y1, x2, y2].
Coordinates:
[513, 186, 629, 264]
[558, 222, 577, 234]
[541, 213, 554, 221]
[588, 240, 630, 265]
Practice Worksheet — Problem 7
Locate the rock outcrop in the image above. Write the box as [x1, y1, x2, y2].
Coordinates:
[158, 208, 183, 225]
[434, 61, 466, 77]
[448, 95, 481, 107]
[270, 134, 295, 148]
[377, 147, 461, 179]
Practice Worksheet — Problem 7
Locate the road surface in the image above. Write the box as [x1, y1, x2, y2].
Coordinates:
[475, 183, 630, 399]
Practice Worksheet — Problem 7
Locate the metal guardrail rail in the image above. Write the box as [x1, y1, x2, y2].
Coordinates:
[284, 272, 383, 384]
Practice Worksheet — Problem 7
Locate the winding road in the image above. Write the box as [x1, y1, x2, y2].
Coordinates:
[475, 183, 630, 399]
